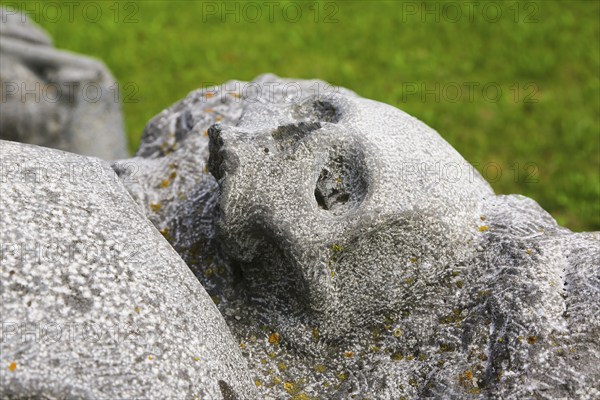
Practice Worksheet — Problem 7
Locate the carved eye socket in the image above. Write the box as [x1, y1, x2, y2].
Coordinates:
[314, 151, 367, 215]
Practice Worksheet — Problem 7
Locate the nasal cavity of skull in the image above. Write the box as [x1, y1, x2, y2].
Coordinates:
[315, 154, 367, 214]
[271, 121, 321, 151]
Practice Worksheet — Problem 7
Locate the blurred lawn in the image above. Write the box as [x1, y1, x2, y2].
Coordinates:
[8, 0, 599, 231]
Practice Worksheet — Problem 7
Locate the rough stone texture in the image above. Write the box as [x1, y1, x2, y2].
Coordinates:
[118, 74, 600, 399]
[0, 7, 128, 159]
[0, 140, 258, 399]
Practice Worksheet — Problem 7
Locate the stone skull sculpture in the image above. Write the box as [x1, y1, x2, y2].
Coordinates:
[117, 75, 598, 399]
[208, 93, 493, 338]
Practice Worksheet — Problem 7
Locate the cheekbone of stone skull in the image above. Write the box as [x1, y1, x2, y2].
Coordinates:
[208, 93, 495, 339]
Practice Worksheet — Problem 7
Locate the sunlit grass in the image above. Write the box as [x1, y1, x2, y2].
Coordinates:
[9, 0, 599, 231]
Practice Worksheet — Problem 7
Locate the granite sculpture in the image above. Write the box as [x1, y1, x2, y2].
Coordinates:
[0, 7, 128, 159]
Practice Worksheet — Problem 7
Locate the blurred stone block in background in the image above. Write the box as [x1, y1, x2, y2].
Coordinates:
[0, 7, 128, 159]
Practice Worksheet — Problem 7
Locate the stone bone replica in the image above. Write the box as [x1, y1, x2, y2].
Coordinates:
[0, 8, 128, 159]
[2, 74, 599, 399]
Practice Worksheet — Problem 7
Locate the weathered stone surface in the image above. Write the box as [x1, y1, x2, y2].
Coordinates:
[118, 74, 600, 399]
[0, 140, 258, 399]
[0, 7, 128, 159]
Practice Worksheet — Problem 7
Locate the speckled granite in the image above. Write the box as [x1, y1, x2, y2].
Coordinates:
[2, 74, 598, 399]
[0, 140, 257, 399]
[116, 74, 600, 399]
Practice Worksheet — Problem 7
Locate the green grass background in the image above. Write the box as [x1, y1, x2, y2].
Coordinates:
[6, 0, 599, 231]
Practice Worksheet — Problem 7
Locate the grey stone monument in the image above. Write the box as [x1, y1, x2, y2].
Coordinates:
[0, 7, 128, 159]
[2, 74, 598, 399]
[115, 74, 600, 399]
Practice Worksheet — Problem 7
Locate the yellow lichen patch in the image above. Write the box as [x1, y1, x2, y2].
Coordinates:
[439, 309, 463, 324]
[478, 225, 489, 232]
[291, 394, 310, 400]
[314, 364, 326, 373]
[254, 379, 262, 387]
[272, 377, 281, 385]
[371, 327, 382, 340]
[480, 215, 486, 221]
[239, 342, 246, 349]
[216, 116, 223, 122]
[260, 358, 267, 364]
[169, 171, 177, 180]
[193, 356, 200, 361]
[404, 277, 414, 285]
[148, 355, 154, 361]
[202, 130, 209, 137]
[337, 372, 348, 381]
[268, 332, 280, 345]
[211, 295, 221, 305]
[134, 306, 141, 314]
[311, 327, 320, 342]
[527, 335, 538, 345]
[439, 343, 455, 352]
[283, 381, 298, 394]
[343, 351, 354, 358]
[458, 370, 474, 388]
[391, 352, 403, 361]
[393, 328, 404, 338]
[8, 362, 17, 372]
[277, 362, 287, 372]
[410, 257, 418, 263]
[160, 179, 171, 188]
[526, 249, 533, 255]
[497, 337, 504, 343]
[418, 353, 427, 361]
[268, 351, 276, 359]
[330, 243, 343, 252]
[203, 268, 214, 278]
[150, 203, 161, 212]
[205, 108, 214, 113]
[159, 228, 170, 240]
